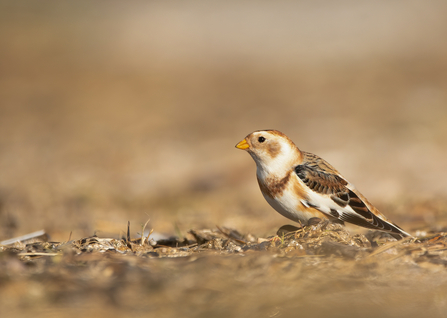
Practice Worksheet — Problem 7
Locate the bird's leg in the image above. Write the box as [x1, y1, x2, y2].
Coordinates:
[270, 224, 304, 245]
[276, 224, 303, 236]
[307, 217, 322, 226]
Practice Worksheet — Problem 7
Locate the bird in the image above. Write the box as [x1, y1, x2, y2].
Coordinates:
[235, 129, 411, 239]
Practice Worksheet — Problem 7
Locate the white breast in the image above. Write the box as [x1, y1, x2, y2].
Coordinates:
[261, 176, 321, 224]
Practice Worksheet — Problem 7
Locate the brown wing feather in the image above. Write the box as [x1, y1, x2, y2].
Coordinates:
[294, 163, 368, 220]
[294, 164, 347, 195]
[295, 152, 410, 237]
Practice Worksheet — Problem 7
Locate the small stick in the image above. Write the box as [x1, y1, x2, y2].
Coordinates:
[216, 225, 247, 244]
[146, 228, 154, 245]
[368, 236, 413, 257]
[0, 230, 46, 245]
[141, 218, 151, 246]
[18, 252, 60, 257]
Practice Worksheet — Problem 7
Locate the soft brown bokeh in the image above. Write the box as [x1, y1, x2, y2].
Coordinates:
[2, 1, 447, 240]
[1, 1, 447, 317]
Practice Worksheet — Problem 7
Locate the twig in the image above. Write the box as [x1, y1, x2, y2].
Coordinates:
[141, 218, 151, 246]
[368, 236, 413, 257]
[0, 230, 46, 245]
[18, 252, 60, 257]
[216, 225, 247, 244]
[146, 228, 154, 245]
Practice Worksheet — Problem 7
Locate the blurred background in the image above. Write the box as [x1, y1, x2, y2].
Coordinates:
[1, 0, 447, 241]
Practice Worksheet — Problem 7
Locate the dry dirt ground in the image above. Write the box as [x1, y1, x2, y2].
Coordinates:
[2, 223, 447, 318]
[2, 1, 447, 317]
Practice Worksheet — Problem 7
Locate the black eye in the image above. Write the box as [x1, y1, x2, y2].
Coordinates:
[258, 136, 266, 143]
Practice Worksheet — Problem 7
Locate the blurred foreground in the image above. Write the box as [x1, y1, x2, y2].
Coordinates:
[2, 223, 447, 318]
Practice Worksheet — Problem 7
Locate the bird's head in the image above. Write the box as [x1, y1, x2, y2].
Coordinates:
[235, 130, 301, 177]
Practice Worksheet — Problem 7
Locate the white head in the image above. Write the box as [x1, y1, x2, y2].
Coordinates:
[235, 130, 302, 179]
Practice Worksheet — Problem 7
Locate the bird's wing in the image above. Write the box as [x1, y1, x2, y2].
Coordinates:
[295, 155, 410, 237]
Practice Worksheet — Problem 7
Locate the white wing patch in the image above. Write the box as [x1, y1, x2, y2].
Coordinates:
[297, 176, 367, 221]
[302, 179, 411, 235]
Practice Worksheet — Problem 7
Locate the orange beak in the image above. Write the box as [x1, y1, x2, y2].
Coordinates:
[235, 139, 250, 150]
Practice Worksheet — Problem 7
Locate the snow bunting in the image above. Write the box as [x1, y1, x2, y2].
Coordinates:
[236, 129, 411, 238]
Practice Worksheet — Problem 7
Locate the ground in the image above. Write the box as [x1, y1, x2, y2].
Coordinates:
[2, 223, 447, 317]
